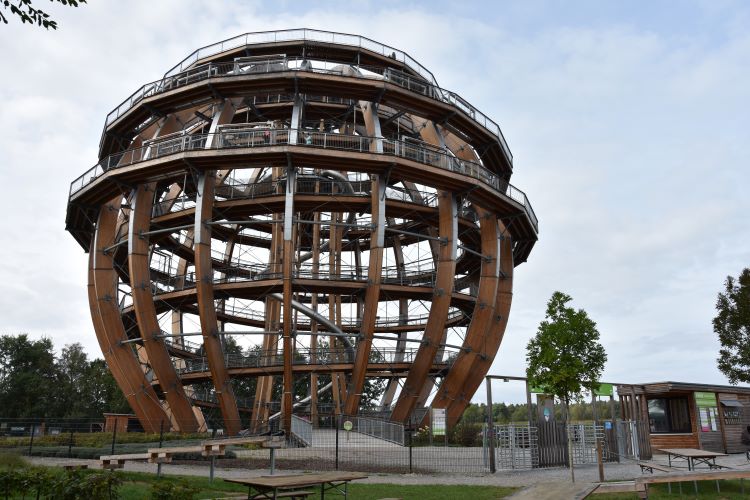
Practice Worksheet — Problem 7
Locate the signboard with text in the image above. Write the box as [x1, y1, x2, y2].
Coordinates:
[431, 408, 446, 436]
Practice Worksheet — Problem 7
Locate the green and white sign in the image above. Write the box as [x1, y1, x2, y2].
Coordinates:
[695, 392, 717, 408]
[343, 420, 353, 431]
[594, 383, 614, 397]
[431, 408, 446, 436]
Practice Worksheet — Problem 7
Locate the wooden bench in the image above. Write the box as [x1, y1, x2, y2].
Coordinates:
[635, 468, 750, 499]
[147, 445, 205, 463]
[637, 461, 678, 474]
[100, 453, 151, 469]
[588, 481, 640, 495]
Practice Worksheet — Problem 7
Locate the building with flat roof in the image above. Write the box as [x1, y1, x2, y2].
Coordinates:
[617, 382, 750, 454]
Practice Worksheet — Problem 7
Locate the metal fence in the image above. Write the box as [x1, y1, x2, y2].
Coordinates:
[0, 415, 644, 474]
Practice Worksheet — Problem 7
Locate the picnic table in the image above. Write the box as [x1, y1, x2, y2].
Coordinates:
[657, 448, 727, 471]
[225, 471, 368, 499]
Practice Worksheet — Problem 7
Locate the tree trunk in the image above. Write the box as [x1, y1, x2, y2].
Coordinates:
[566, 399, 575, 483]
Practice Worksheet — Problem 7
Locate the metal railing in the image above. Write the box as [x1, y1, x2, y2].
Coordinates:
[291, 415, 313, 447]
[71, 128, 535, 232]
[102, 46, 510, 163]
[174, 347, 452, 376]
[345, 415, 405, 446]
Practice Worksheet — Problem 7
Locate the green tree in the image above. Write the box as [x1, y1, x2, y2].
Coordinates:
[0, 334, 58, 418]
[526, 292, 607, 409]
[714, 268, 750, 384]
[56, 343, 90, 418]
[1, 0, 86, 29]
[525, 291, 606, 482]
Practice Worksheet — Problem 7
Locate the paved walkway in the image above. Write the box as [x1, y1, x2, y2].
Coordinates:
[507, 482, 598, 499]
[26, 452, 750, 489]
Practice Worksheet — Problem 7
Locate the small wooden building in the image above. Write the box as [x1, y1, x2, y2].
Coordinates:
[103, 413, 143, 433]
[616, 382, 750, 454]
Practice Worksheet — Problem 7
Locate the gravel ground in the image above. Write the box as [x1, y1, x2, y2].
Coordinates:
[27, 452, 750, 487]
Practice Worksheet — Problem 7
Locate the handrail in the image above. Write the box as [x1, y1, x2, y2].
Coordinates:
[175, 347, 451, 375]
[162, 29, 438, 85]
[71, 128, 536, 232]
[101, 53, 511, 164]
[345, 415, 405, 446]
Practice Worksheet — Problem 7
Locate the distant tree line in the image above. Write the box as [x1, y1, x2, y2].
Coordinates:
[459, 399, 620, 425]
[0, 334, 129, 419]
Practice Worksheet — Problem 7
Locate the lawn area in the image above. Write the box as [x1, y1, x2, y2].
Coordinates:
[112, 471, 518, 500]
[1, 454, 516, 499]
[595, 479, 750, 499]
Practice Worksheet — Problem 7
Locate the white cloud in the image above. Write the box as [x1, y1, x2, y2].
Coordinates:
[0, 0, 747, 403]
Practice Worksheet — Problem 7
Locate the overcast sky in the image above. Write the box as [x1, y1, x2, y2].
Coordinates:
[1, 0, 748, 404]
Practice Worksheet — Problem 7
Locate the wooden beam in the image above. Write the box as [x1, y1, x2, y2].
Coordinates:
[429, 206, 500, 426]
[90, 197, 167, 433]
[390, 191, 457, 423]
[128, 183, 200, 432]
[443, 220, 513, 427]
[194, 172, 242, 435]
[344, 175, 385, 415]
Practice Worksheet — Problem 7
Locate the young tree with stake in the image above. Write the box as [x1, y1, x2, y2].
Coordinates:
[526, 291, 607, 482]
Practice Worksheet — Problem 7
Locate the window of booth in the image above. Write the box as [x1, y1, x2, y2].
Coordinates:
[648, 397, 691, 433]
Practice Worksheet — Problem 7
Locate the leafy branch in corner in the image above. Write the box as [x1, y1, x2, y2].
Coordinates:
[1, 0, 86, 30]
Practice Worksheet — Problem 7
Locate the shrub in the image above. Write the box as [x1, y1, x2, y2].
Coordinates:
[0, 452, 27, 469]
[150, 478, 199, 499]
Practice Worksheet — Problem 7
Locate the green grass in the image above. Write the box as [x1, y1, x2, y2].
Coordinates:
[115, 471, 515, 500]
[596, 479, 750, 499]
[1, 463, 516, 500]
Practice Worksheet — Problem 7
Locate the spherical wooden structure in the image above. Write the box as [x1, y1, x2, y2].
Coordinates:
[66, 29, 538, 435]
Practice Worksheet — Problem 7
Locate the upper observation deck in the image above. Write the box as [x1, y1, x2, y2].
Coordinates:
[97, 29, 513, 176]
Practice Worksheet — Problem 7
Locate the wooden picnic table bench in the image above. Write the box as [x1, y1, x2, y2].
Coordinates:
[226, 471, 367, 499]
[634, 468, 750, 498]
[147, 445, 205, 463]
[100, 453, 151, 469]
[637, 461, 678, 474]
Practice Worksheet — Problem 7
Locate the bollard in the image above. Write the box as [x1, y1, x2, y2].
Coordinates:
[68, 429, 74, 459]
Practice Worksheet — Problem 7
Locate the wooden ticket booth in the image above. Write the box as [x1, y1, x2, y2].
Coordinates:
[616, 382, 750, 454]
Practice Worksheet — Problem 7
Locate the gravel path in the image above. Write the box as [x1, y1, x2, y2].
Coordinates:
[27, 453, 750, 488]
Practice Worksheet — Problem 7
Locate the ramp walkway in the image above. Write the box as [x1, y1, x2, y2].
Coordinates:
[310, 428, 401, 448]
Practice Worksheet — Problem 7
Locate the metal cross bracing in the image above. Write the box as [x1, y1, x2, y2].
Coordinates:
[66, 31, 537, 436]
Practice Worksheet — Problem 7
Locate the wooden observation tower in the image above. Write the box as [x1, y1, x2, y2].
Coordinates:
[65, 29, 538, 436]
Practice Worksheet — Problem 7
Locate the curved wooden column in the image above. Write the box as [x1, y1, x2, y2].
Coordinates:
[427, 207, 500, 422]
[445, 221, 514, 427]
[379, 224, 408, 410]
[128, 183, 200, 432]
[390, 191, 457, 423]
[194, 172, 242, 435]
[251, 165, 283, 430]
[344, 176, 385, 415]
[281, 165, 296, 433]
[89, 197, 167, 433]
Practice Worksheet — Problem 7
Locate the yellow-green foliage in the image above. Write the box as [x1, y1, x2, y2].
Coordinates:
[0, 431, 208, 448]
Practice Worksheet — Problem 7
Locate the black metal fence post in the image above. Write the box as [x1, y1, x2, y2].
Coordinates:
[157, 420, 164, 478]
[335, 414, 340, 470]
[68, 428, 74, 458]
[28, 424, 35, 456]
[210, 428, 217, 483]
[408, 427, 413, 473]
